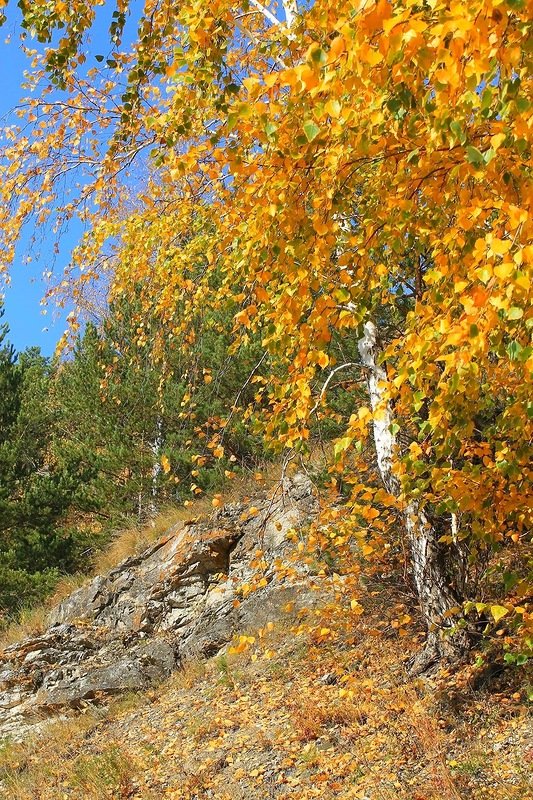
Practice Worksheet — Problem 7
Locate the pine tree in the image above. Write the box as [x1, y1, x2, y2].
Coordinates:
[0, 314, 97, 619]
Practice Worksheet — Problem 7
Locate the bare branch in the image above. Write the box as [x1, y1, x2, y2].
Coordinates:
[311, 361, 359, 416]
[281, 0, 298, 27]
[249, 0, 282, 27]
[220, 350, 269, 442]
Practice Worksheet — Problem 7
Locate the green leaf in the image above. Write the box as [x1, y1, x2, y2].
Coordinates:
[303, 120, 321, 142]
[466, 146, 485, 167]
[450, 120, 466, 144]
[503, 571, 519, 591]
[236, 102, 251, 119]
[507, 340, 522, 360]
[334, 436, 353, 461]
[264, 121, 277, 139]
[334, 287, 351, 303]
[516, 96, 530, 113]
[480, 87, 493, 111]
[311, 47, 327, 66]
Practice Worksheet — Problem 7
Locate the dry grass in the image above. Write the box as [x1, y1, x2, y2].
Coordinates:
[0, 461, 295, 652]
[84, 460, 290, 576]
[0, 505, 191, 651]
[0, 712, 102, 798]
[399, 685, 465, 800]
[168, 657, 208, 691]
[92, 505, 186, 575]
[289, 694, 365, 743]
[0, 606, 531, 800]
[0, 454, 531, 800]
[0, 606, 50, 650]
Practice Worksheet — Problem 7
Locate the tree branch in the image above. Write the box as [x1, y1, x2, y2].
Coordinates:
[281, 0, 298, 27]
[311, 362, 359, 416]
[249, 0, 281, 27]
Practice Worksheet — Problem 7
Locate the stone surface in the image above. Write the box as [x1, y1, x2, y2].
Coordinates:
[0, 474, 318, 739]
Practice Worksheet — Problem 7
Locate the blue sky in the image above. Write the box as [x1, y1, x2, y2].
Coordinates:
[0, 26, 61, 355]
[0, 1, 288, 356]
[0, 5, 134, 356]
[0, 14, 83, 357]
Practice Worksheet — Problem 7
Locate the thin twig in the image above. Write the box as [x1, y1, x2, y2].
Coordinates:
[310, 362, 359, 416]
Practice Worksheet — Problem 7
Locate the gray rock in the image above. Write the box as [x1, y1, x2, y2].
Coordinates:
[0, 474, 318, 739]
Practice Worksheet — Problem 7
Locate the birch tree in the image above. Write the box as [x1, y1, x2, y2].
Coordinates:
[0, 0, 531, 667]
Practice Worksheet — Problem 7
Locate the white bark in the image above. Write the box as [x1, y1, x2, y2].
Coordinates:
[310, 361, 359, 416]
[281, 0, 298, 27]
[357, 322, 399, 496]
[137, 488, 144, 525]
[358, 320, 465, 667]
[149, 416, 163, 518]
[248, 0, 298, 27]
[249, 0, 281, 27]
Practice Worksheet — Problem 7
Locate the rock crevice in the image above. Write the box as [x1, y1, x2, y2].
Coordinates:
[0, 474, 317, 739]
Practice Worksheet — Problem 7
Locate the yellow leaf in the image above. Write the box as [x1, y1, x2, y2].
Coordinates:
[490, 605, 509, 623]
[298, 65, 319, 90]
[350, 599, 364, 615]
[359, 43, 383, 66]
[490, 238, 511, 257]
[490, 133, 506, 150]
[324, 98, 342, 118]
[494, 261, 514, 280]
[328, 35, 345, 61]
[161, 455, 171, 474]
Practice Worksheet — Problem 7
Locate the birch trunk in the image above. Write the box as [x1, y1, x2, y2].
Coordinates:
[358, 320, 468, 671]
[149, 416, 163, 519]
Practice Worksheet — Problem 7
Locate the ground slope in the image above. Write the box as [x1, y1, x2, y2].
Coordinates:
[1, 595, 531, 800]
[0, 474, 531, 800]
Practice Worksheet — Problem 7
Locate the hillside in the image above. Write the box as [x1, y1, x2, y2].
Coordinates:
[0, 474, 317, 740]
[0, 2, 531, 798]
[0, 475, 531, 800]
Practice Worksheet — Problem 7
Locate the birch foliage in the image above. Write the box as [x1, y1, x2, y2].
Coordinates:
[0, 0, 531, 660]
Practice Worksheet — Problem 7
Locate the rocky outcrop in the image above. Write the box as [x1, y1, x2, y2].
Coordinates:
[0, 474, 318, 739]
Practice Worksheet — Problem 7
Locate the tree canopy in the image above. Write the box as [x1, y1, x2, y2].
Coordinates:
[0, 0, 531, 665]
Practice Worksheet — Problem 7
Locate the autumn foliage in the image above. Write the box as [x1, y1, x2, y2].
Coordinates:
[0, 0, 531, 665]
